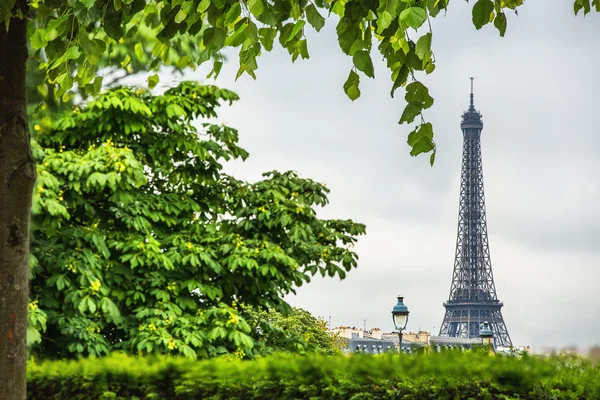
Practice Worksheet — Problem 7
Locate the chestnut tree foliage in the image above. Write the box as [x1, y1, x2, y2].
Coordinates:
[28, 81, 365, 359]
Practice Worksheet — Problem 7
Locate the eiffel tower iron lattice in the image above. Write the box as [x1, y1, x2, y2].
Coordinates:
[438, 79, 513, 347]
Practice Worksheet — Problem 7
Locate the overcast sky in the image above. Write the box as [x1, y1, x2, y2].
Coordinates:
[160, 2, 600, 350]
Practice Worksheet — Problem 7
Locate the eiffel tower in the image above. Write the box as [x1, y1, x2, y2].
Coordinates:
[438, 79, 512, 347]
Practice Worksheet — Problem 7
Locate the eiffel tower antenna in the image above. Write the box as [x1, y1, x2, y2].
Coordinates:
[469, 77, 475, 110]
[438, 79, 513, 347]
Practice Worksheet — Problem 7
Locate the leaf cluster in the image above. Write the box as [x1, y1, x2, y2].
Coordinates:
[10, 0, 552, 164]
[573, 0, 600, 16]
[29, 81, 365, 360]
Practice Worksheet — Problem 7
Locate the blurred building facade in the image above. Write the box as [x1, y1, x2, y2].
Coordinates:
[329, 325, 510, 354]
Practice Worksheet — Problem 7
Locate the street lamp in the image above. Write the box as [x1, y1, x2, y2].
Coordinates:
[479, 321, 494, 351]
[391, 295, 410, 353]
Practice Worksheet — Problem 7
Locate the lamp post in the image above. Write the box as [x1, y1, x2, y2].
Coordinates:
[391, 295, 410, 354]
[479, 321, 494, 353]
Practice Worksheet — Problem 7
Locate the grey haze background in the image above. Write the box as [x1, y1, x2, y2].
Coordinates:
[149, 1, 598, 349]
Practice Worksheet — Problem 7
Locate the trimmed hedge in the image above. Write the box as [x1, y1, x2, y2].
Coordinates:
[28, 352, 600, 399]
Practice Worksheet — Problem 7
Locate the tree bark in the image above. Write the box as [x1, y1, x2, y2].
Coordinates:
[0, 2, 35, 400]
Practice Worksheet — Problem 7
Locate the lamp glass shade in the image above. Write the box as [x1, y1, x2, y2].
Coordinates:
[394, 314, 407, 331]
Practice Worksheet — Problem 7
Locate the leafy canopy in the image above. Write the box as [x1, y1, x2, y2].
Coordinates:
[29, 81, 365, 359]
[11, 0, 598, 163]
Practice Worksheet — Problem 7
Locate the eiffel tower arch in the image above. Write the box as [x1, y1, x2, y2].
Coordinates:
[438, 79, 513, 347]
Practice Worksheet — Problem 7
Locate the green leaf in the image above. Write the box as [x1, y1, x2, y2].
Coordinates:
[87, 297, 96, 314]
[224, 2, 241, 26]
[472, 0, 494, 30]
[407, 123, 435, 156]
[288, 1, 301, 19]
[31, 29, 48, 50]
[259, 27, 276, 51]
[352, 51, 374, 78]
[427, 0, 443, 17]
[167, 103, 186, 118]
[306, 4, 325, 32]
[37, 83, 48, 98]
[157, 19, 179, 41]
[405, 81, 434, 109]
[100, 297, 122, 322]
[45, 15, 69, 40]
[189, 19, 204, 35]
[204, 27, 226, 50]
[399, 103, 422, 124]
[208, 326, 227, 340]
[224, 23, 248, 47]
[398, 37, 410, 55]
[249, 0, 265, 16]
[494, 12, 507, 36]
[27, 326, 42, 346]
[120, 54, 131, 68]
[415, 33, 432, 61]
[337, 22, 361, 54]
[377, 10, 393, 33]
[92, 76, 103, 94]
[390, 64, 409, 98]
[296, 39, 309, 60]
[174, 9, 188, 24]
[285, 20, 306, 43]
[238, 47, 258, 79]
[206, 60, 223, 79]
[55, 73, 73, 97]
[45, 28, 58, 42]
[500, 0, 523, 8]
[50, 46, 81, 71]
[399, 7, 427, 30]
[78, 31, 95, 54]
[104, 17, 124, 41]
[197, 0, 210, 13]
[331, 0, 345, 16]
[134, 43, 144, 60]
[343, 69, 361, 101]
[56, 275, 66, 290]
[180, 344, 197, 359]
[78, 298, 88, 314]
[147, 74, 159, 89]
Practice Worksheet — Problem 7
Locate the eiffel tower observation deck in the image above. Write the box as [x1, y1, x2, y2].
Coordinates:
[438, 79, 512, 347]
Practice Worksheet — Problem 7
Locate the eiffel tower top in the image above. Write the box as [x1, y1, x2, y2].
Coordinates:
[461, 77, 483, 130]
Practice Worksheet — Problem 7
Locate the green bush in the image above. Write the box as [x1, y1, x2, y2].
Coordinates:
[27, 352, 600, 399]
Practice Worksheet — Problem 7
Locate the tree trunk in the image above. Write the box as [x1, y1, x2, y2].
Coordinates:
[0, 2, 35, 399]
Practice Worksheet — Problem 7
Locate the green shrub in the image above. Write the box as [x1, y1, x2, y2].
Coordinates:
[27, 352, 600, 399]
